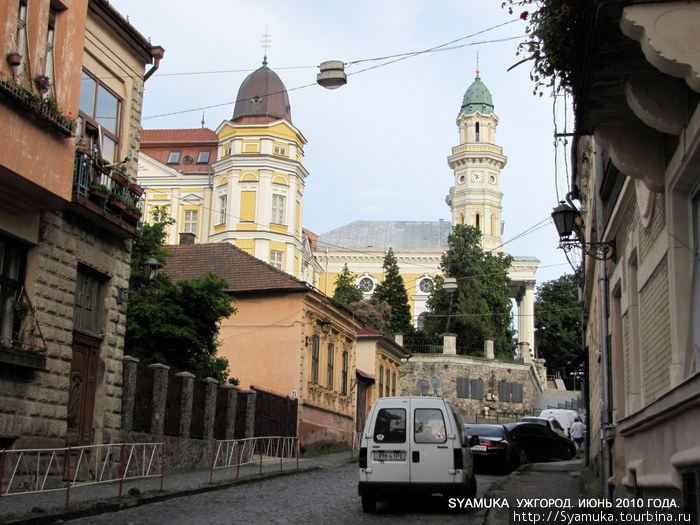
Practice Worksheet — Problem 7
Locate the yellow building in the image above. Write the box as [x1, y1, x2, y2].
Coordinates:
[137, 57, 321, 285]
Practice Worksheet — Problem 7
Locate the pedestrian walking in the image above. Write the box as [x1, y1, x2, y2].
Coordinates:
[570, 418, 585, 457]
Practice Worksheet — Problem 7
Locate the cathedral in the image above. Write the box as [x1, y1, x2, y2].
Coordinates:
[136, 58, 538, 354]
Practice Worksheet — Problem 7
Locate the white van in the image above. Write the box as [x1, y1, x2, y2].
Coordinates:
[358, 396, 477, 512]
[538, 409, 580, 437]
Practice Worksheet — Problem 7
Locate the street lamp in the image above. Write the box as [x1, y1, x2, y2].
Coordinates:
[551, 199, 615, 261]
[117, 256, 162, 304]
[443, 277, 458, 333]
[317, 61, 347, 89]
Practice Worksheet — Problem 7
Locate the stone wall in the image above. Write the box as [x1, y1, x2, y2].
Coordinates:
[400, 353, 546, 423]
[0, 210, 131, 449]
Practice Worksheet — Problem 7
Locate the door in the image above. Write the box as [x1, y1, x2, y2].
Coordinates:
[409, 398, 454, 483]
[365, 399, 410, 483]
[66, 332, 100, 446]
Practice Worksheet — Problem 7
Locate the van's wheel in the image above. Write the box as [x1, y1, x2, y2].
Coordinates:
[467, 474, 477, 499]
[361, 493, 377, 513]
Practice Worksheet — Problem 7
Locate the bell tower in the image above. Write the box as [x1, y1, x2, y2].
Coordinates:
[446, 71, 507, 252]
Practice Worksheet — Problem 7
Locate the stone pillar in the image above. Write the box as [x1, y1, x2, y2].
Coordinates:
[203, 377, 219, 440]
[442, 333, 457, 355]
[394, 334, 404, 347]
[519, 342, 533, 364]
[484, 340, 494, 359]
[517, 280, 536, 354]
[121, 356, 140, 437]
[220, 384, 239, 440]
[175, 371, 195, 437]
[238, 389, 257, 439]
[148, 363, 170, 436]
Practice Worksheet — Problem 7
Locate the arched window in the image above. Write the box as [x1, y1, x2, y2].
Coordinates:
[475, 212, 481, 230]
[475, 122, 480, 142]
[459, 213, 465, 225]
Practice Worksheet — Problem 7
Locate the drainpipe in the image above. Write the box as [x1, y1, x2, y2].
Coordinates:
[594, 144, 613, 500]
[144, 46, 165, 82]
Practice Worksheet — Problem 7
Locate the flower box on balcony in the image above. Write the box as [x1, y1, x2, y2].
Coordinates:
[107, 194, 127, 214]
[0, 346, 47, 370]
[128, 182, 144, 197]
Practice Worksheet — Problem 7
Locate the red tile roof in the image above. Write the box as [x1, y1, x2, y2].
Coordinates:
[358, 326, 383, 336]
[163, 243, 310, 294]
[141, 128, 218, 143]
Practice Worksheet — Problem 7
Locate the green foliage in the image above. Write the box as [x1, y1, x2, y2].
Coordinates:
[502, 0, 586, 94]
[124, 208, 236, 382]
[534, 273, 582, 383]
[332, 264, 364, 306]
[372, 249, 414, 336]
[424, 225, 515, 357]
[347, 298, 392, 334]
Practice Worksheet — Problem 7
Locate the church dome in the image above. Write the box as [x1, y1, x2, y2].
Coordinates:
[460, 74, 494, 115]
[232, 57, 292, 123]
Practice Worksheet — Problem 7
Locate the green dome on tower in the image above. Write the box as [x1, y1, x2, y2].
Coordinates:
[460, 74, 494, 115]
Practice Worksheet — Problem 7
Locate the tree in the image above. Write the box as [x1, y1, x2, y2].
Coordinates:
[332, 264, 364, 306]
[424, 225, 515, 357]
[372, 248, 414, 336]
[124, 208, 236, 382]
[534, 273, 582, 385]
[348, 298, 392, 334]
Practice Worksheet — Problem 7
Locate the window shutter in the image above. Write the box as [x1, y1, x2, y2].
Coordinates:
[498, 381, 511, 402]
[471, 378, 484, 400]
[456, 377, 470, 398]
[512, 383, 524, 403]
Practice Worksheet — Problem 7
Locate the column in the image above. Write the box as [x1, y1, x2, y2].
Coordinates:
[517, 280, 536, 356]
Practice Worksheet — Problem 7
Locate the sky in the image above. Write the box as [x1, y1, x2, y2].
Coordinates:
[109, 0, 579, 286]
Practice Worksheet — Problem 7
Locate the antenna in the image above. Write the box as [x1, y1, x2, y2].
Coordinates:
[201, 111, 205, 128]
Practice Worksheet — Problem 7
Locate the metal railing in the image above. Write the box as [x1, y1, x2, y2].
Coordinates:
[0, 442, 165, 506]
[209, 436, 298, 482]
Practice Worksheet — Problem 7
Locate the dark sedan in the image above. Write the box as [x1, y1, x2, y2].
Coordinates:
[465, 423, 525, 474]
[505, 422, 577, 461]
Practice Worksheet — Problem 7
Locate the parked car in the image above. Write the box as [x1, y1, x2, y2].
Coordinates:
[465, 423, 525, 473]
[539, 409, 580, 437]
[358, 396, 477, 512]
[521, 416, 567, 437]
[505, 422, 576, 461]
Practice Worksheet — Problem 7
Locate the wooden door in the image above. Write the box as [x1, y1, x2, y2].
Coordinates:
[66, 332, 100, 446]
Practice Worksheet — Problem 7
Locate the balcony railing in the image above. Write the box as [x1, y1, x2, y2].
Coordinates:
[0, 74, 75, 137]
[72, 150, 144, 234]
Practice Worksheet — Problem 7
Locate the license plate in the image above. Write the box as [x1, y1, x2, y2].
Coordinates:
[471, 445, 487, 452]
[373, 451, 406, 461]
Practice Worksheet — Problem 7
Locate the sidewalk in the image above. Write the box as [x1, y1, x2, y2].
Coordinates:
[481, 457, 588, 525]
[0, 451, 357, 525]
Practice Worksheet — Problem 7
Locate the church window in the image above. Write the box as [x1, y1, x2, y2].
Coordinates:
[418, 277, 434, 294]
[196, 151, 211, 164]
[274, 144, 287, 156]
[358, 276, 375, 293]
[184, 210, 198, 234]
[270, 250, 284, 270]
[222, 145, 231, 157]
[475, 122, 480, 142]
[218, 195, 227, 225]
[167, 151, 181, 164]
[475, 212, 481, 230]
[459, 213, 465, 225]
[272, 194, 286, 224]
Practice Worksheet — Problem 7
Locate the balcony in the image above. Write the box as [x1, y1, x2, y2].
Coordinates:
[0, 74, 75, 137]
[70, 150, 144, 238]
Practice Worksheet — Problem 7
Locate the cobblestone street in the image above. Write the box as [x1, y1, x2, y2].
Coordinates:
[67, 462, 498, 524]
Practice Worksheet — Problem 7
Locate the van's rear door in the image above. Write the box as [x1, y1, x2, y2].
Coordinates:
[366, 398, 410, 482]
[409, 398, 455, 484]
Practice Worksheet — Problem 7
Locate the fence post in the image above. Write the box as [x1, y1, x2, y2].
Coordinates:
[240, 390, 257, 439]
[118, 443, 126, 497]
[223, 385, 239, 440]
[443, 333, 457, 355]
[203, 377, 219, 441]
[65, 447, 72, 508]
[121, 356, 140, 438]
[148, 363, 170, 436]
[177, 372, 195, 437]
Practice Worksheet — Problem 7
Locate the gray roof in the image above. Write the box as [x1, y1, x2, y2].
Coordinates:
[317, 220, 451, 251]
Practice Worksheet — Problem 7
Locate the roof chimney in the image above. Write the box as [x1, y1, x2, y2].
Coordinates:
[179, 232, 196, 245]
